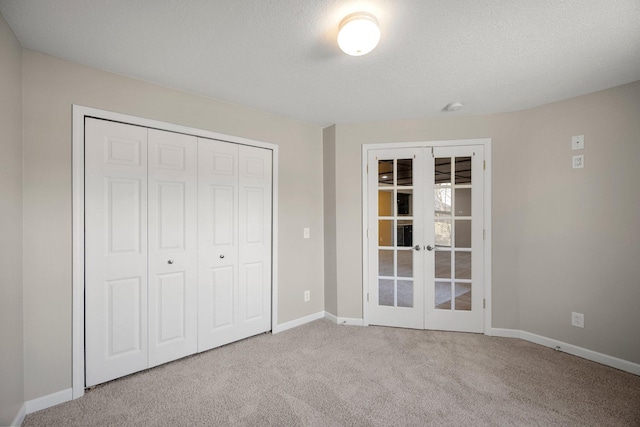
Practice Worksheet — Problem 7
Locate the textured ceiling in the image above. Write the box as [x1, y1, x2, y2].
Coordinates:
[1, 0, 639, 126]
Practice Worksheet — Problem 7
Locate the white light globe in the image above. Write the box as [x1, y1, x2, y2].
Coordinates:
[337, 12, 380, 56]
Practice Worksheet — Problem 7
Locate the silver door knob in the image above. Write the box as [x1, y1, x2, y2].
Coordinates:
[167, 260, 174, 264]
[219, 255, 225, 259]
[413, 245, 421, 251]
[426, 245, 435, 251]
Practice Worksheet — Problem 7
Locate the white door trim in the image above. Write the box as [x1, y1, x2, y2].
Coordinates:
[72, 105, 279, 399]
[361, 139, 492, 332]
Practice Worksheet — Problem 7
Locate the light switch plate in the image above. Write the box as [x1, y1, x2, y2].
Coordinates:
[572, 135, 584, 150]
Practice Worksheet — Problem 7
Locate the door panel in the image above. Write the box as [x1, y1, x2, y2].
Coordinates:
[147, 129, 198, 367]
[85, 118, 148, 387]
[367, 148, 425, 329]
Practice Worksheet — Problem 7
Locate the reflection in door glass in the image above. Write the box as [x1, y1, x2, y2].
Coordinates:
[434, 187, 451, 217]
[455, 251, 471, 279]
[378, 160, 394, 186]
[454, 282, 472, 311]
[378, 220, 393, 246]
[455, 188, 471, 216]
[454, 157, 472, 184]
[397, 250, 413, 277]
[378, 190, 393, 216]
[397, 159, 413, 186]
[397, 280, 413, 308]
[434, 219, 452, 247]
[435, 250, 451, 279]
[378, 279, 394, 306]
[397, 220, 413, 247]
[378, 250, 394, 276]
[455, 220, 471, 248]
[435, 158, 451, 184]
[397, 189, 412, 216]
[435, 281, 452, 309]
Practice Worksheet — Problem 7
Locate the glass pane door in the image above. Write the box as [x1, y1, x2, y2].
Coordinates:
[368, 148, 424, 329]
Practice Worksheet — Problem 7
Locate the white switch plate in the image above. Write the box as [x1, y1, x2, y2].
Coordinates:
[303, 228, 310, 239]
[572, 312, 584, 328]
[572, 135, 584, 150]
[572, 155, 584, 169]
[304, 290, 310, 302]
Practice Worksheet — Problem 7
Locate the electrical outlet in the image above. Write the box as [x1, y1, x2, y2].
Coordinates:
[572, 155, 584, 169]
[572, 312, 584, 328]
[303, 228, 310, 239]
[572, 135, 584, 150]
[304, 290, 310, 302]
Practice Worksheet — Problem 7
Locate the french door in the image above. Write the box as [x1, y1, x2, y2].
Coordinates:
[367, 145, 484, 332]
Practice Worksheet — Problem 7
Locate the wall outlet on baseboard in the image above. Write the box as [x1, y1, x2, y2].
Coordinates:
[572, 312, 584, 328]
[304, 290, 310, 302]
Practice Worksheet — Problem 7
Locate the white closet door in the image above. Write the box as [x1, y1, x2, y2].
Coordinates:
[197, 140, 272, 351]
[197, 139, 240, 350]
[147, 129, 198, 367]
[85, 119, 149, 387]
[237, 145, 272, 337]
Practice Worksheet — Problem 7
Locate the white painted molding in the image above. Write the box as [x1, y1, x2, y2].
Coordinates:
[25, 388, 73, 414]
[324, 313, 364, 326]
[491, 328, 640, 376]
[272, 311, 325, 334]
[324, 311, 338, 323]
[10, 403, 26, 427]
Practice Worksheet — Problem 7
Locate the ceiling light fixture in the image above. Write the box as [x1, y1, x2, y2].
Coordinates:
[337, 12, 380, 56]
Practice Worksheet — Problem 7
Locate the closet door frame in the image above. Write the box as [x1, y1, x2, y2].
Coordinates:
[72, 105, 279, 399]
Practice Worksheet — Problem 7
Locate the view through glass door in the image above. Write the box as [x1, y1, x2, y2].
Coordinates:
[367, 145, 484, 332]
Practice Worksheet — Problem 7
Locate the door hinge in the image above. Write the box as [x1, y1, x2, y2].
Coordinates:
[483, 229, 486, 240]
[483, 299, 486, 309]
[367, 229, 369, 239]
[366, 164, 368, 173]
[483, 160, 486, 170]
[367, 293, 370, 302]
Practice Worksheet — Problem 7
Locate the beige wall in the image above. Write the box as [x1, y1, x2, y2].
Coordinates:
[518, 81, 640, 364]
[330, 81, 640, 364]
[21, 50, 325, 400]
[0, 12, 24, 426]
[323, 125, 338, 316]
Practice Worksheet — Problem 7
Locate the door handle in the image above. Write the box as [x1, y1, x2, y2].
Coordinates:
[426, 245, 435, 251]
[413, 245, 421, 251]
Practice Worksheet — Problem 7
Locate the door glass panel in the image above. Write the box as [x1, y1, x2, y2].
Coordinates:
[435, 251, 451, 279]
[397, 189, 412, 216]
[378, 279, 394, 306]
[379, 250, 394, 276]
[379, 220, 393, 246]
[397, 250, 413, 277]
[435, 158, 451, 184]
[378, 160, 394, 187]
[454, 220, 471, 248]
[435, 281, 452, 309]
[397, 220, 412, 247]
[397, 159, 413, 186]
[454, 157, 472, 184]
[434, 187, 451, 217]
[454, 282, 472, 311]
[435, 219, 452, 247]
[397, 280, 413, 308]
[455, 251, 471, 279]
[454, 188, 471, 216]
[378, 190, 393, 216]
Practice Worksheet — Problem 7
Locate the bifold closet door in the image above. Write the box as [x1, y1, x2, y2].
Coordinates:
[147, 129, 198, 368]
[198, 139, 272, 351]
[85, 119, 199, 386]
[85, 119, 149, 386]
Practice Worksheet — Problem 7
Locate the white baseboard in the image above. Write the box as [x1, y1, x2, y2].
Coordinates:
[272, 311, 325, 334]
[491, 328, 640, 376]
[10, 403, 26, 427]
[25, 388, 73, 414]
[324, 313, 364, 326]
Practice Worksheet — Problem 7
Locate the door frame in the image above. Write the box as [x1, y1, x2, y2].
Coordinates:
[361, 139, 492, 333]
[72, 105, 279, 399]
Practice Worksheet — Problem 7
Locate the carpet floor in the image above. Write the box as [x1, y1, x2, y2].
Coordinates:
[24, 319, 640, 426]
